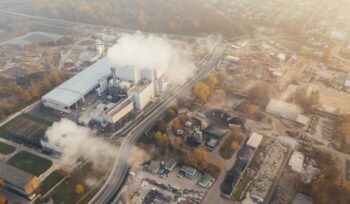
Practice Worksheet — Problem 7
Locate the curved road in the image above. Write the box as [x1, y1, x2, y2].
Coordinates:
[89, 45, 225, 204]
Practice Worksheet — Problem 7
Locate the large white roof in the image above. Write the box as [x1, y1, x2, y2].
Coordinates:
[42, 57, 112, 107]
[265, 99, 302, 121]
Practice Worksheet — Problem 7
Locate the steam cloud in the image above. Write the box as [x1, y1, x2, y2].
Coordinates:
[45, 119, 116, 170]
[107, 32, 195, 83]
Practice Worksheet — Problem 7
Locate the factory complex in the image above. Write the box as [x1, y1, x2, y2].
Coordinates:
[41, 57, 171, 126]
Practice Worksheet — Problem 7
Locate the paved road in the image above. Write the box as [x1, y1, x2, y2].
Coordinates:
[89, 44, 225, 204]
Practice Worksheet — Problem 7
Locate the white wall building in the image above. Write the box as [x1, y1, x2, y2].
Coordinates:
[128, 80, 155, 110]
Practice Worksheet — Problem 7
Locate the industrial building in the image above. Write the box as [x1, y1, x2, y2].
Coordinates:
[102, 98, 134, 124]
[128, 80, 155, 110]
[265, 99, 309, 125]
[3, 116, 48, 147]
[0, 161, 40, 199]
[198, 173, 215, 188]
[42, 57, 113, 113]
[42, 56, 171, 114]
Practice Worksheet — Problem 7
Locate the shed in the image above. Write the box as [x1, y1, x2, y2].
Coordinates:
[246, 132, 263, 149]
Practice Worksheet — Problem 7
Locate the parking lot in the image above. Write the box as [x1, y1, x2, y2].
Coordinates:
[123, 165, 208, 204]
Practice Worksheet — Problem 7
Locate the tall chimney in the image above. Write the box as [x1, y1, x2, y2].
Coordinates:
[111, 67, 117, 86]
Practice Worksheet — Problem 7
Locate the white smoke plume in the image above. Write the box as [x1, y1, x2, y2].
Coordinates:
[107, 32, 195, 83]
[45, 119, 116, 171]
[127, 146, 150, 166]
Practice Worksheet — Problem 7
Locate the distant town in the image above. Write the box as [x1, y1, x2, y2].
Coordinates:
[0, 1, 349, 204]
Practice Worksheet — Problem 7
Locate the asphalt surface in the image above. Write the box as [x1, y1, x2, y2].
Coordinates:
[89, 45, 225, 204]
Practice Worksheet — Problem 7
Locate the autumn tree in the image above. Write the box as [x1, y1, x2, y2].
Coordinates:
[338, 121, 350, 138]
[0, 178, 5, 188]
[193, 81, 211, 102]
[230, 140, 240, 151]
[206, 74, 218, 88]
[172, 118, 181, 131]
[154, 131, 170, 147]
[166, 108, 177, 119]
[216, 159, 225, 170]
[310, 174, 350, 204]
[75, 184, 85, 194]
[155, 119, 166, 132]
[245, 104, 257, 119]
[0, 195, 7, 204]
[173, 137, 183, 148]
[194, 146, 210, 170]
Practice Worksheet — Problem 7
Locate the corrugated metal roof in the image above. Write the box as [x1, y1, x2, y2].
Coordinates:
[42, 57, 112, 107]
[0, 161, 36, 189]
[266, 99, 302, 121]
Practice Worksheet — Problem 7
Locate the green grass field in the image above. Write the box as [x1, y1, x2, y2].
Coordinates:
[48, 163, 105, 204]
[0, 141, 15, 154]
[41, 170, 65, 195]
[7, 151, 53, 176]
[219, 135, 236, 159]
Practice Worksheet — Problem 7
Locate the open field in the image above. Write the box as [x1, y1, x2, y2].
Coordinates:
[0, 141, 15, 154]
[40, 170, 65, 195]
[1, 113, 50, 147]
[0, 31, 63, 46]
[7, 150, 52, 176]
[48, 163, 105, 204]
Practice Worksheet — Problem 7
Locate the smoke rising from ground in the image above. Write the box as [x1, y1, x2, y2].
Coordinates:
[127, 146, 150, 166]
[108, 32, 195, 83]
[45, 119, 116, 171]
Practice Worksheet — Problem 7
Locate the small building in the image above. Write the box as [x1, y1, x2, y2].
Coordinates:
[296, 114, 310, 126]
[246, 132, 263, 149]
[277, 53, 286, 62]
[205, 138, 219, 149]
[288, 151, 304, 173]
[147, 160, 160, 174]
[176, 129, 185, 136]
[0, 161, 40, 199]
[198, 173, 215, 188]
[330, 31, 346, 41]
[180, 166, 197, 179]
[164, 158, 177, 172]
[344, 79, 350, 88]
[184, 121, 193, 128]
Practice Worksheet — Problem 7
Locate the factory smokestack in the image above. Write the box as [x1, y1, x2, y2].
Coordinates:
[111, 67, 117, 86]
